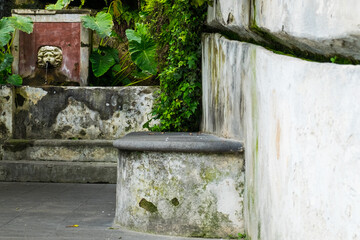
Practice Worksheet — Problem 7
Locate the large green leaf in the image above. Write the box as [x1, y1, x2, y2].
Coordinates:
[81, 12, 113, 39]
[46, 2, 65, 10]
[125, 29, 141, 43]
[125, 23, 149, 44]
[126, 23, 157, 75]
[8, 16, 33, 34]
[128, 36, 157, 75]
[0, 18, 14, 46]
[7, 74, 22, 86]
[46, 0, 73, 10]
[0, 53, 13, 72]
[90, 48, 117, 77]
[101, 46, 119, 63]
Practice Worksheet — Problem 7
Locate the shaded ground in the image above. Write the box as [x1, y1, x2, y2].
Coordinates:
[0, 182, 217, 240]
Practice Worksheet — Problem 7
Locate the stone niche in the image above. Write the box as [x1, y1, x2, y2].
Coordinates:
[11, 9, 92, 86]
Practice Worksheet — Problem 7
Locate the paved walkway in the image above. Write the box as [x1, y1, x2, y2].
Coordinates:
[0, 182, 219, 240]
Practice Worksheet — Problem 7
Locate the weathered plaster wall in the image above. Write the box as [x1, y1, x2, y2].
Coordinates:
[0, 86, 14, 160]
[208, 0, 360, 60]
[0, 86, 13, 141]
[12, 86, 158, 140]
[202, 33, 360, 240]
[116, 150, 245, 238]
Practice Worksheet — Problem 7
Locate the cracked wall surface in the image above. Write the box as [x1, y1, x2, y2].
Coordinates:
[2, 86, 158, 140]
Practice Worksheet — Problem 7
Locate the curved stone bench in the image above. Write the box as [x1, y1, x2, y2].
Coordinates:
[113, 132, 245, 238]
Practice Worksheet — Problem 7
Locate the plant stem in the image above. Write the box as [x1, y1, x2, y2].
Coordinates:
[126, 74, 152, 86]
[7, 31, 16, 54]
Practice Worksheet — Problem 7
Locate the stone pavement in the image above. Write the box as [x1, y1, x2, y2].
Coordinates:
[0, 182, 220, 240]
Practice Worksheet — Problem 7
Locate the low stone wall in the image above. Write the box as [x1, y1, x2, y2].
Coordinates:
[202, 33, 360, 240]
[10, 86, 158, 139]
[113, 132, 245, 238]
[0, 85, 158, 183]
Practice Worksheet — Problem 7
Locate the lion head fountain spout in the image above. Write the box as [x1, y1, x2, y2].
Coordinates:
[37, 46, 63, 69]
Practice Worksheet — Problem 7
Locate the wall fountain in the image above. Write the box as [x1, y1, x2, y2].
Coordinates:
[0, 8, 158, 183]
[11, 9, 91, 86]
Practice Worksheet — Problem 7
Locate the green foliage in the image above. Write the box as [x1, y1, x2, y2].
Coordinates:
[190, 0, 209, 7]
[45, 0, 74, 10]
[0, 15, 33, 86]
[126, 23, 157, 75]
[0, 18, 14, 47]
[7, 16, 33, 34]
[142, 0, 208, 131]
[77, 0, 207, 131]
[330, 56, 355, 64]
[6, 74, 22, 86]
[0, 53, 13, 72]
[238, 233, 246, 239]
[108, 0, 139, 26]
[81, 4, 157, 86]
[90, 47, 118, 77]
[81, 12, 114, 39]
[45, 0, 85, 9]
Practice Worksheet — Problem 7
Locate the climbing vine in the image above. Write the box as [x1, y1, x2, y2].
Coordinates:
[142, 0, 208, 132]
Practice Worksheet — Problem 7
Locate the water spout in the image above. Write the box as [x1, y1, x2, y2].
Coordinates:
[45, 61, 49, 85]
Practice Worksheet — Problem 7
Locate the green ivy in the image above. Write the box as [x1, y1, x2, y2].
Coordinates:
[142, 0, 208, 132]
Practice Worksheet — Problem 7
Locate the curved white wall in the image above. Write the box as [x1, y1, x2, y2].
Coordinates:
[202, 33, 360, 240]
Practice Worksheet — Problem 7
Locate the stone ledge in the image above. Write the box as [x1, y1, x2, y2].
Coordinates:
[12, 9, 92, 15]
[3, 139, 117, 163]
[4, 139, 114, 148]
[0, 160, 116, 183]
[113, 132, 244, 153]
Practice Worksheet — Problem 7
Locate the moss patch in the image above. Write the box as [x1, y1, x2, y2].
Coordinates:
[171, 198, 179, 206]
[3, 139, 34, 152]
[139, 198, 158, 213]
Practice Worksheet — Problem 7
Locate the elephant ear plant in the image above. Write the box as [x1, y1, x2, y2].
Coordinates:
[46, 0, 85, 10]
[81, 10, 157, 86]
[0, 15, 33, 86]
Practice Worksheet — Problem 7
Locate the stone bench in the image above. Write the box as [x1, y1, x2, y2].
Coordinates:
[113, 132, 245, 238]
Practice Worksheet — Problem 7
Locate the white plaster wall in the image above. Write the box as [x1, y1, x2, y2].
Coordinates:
[207, 0, 360, 60]
[254, 0, 360, 39]
[207, 0, 251, 37]
[254, 0, 360, 59]
[201, 34, 243, 140]
[202, 33, 360, 240]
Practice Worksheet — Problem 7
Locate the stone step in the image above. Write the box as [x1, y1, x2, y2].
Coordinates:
[0, 160, 117, 183]
[0, 139, 118, 183]
[2, 139, 118, 162]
